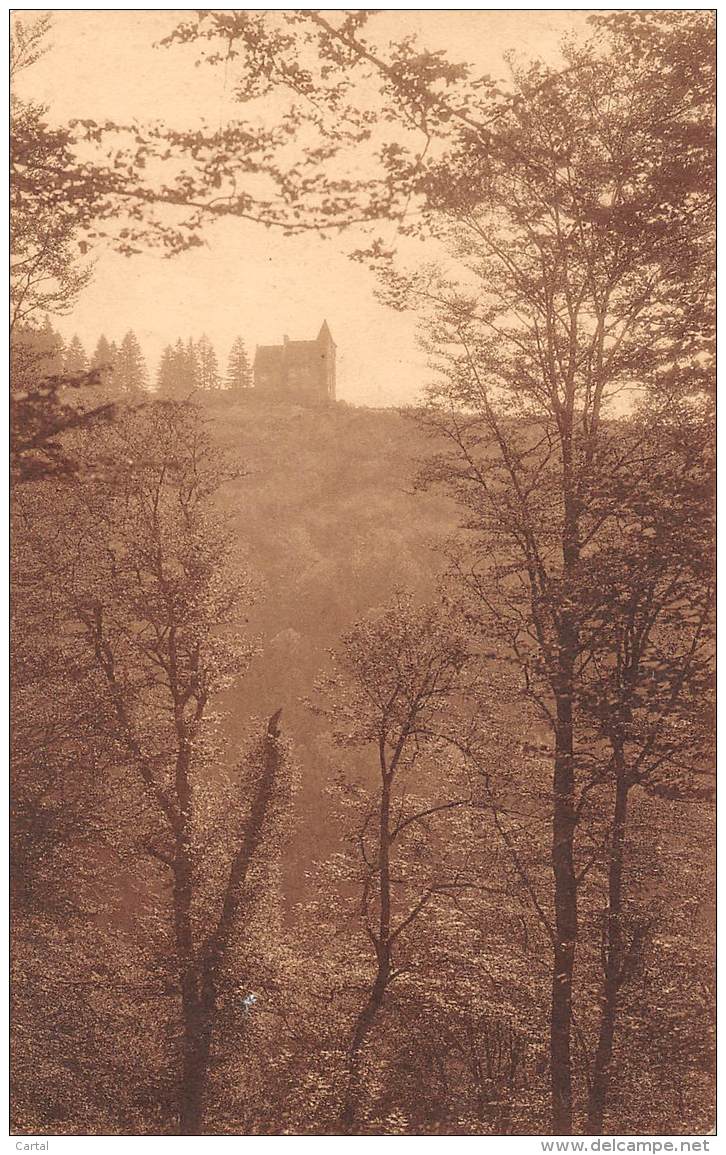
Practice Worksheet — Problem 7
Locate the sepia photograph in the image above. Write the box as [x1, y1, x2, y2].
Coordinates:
[9, 8, 716, 1141]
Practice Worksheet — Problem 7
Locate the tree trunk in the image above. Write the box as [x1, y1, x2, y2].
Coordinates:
[587, 765, 629, 1134]
[175, 712, 284, 1135]
[173, 764, 213, 1137]
[174, 839, 213, 1135]
[341, 766, 393, 1133]
[549, 456, 580, 1135]
[550, 675, 577, 1134]
[340, 972, 388, 1134]
[179, 979, 214, 1135]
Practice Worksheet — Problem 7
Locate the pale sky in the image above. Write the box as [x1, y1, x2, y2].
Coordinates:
[15, 10, 593, 405]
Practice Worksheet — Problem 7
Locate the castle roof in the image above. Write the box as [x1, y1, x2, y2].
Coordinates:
[255, 322, 335, 363]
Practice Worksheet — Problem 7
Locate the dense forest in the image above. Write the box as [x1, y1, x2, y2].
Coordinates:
[11, 10, 714, 1138]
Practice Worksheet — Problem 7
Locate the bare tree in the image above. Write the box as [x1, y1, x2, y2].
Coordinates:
[312, 595, 479, 1130]
[403, 22, 714, 1128]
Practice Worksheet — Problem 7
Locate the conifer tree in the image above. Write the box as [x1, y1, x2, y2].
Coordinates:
[171, 338, 189, 392]
[226, 337, 252, 390]
[63, 334, 88, 374]
[197, 334, 221, 391]
[185, 338, 201, 393]
[90, 335, 117, 388]
[155, 344, 176, 395]
[115, 330, 149, 395]
[157, 339, 199, 397]
[90, 335, 112, 370]
[34, 316, 65, 376]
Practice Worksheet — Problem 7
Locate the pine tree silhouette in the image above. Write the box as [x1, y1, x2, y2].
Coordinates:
[226, 337, 252, 390]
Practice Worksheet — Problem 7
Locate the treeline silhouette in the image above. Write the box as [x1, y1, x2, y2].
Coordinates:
[21, 317, 253, 396]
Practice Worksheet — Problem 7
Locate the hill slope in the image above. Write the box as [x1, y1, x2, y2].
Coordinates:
[205, 395, 460, 893]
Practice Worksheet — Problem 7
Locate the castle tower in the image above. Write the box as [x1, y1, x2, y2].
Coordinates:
[317, 320, 336, 401]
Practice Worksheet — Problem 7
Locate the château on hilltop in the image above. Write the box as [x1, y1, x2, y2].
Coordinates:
[253, 321, 336, 403]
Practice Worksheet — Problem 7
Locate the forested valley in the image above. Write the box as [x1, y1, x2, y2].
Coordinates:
[11, 10, 715, 1138]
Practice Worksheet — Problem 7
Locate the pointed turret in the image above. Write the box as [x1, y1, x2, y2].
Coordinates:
[317, 320, 335, 347]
